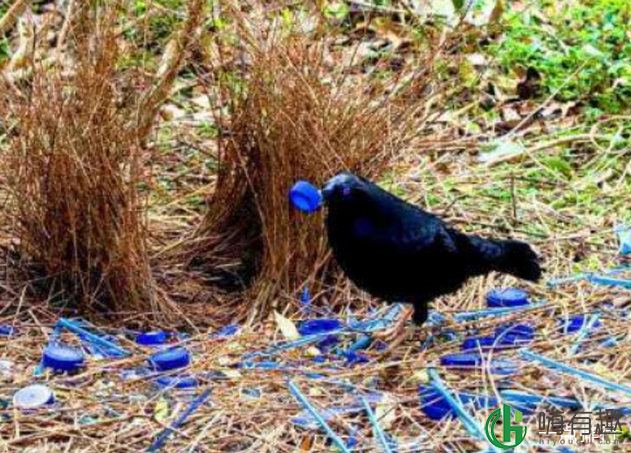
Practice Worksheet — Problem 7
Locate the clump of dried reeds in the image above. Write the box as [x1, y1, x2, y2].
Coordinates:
[188, 7, 436, 321]
[0, 1, 203, 319]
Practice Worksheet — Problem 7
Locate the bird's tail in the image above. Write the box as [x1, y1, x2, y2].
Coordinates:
[492, 239, 542, 282]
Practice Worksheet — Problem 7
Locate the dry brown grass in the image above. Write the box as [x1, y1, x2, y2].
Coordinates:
[0, 1, 204, 320]
[186, 6, 439, 321]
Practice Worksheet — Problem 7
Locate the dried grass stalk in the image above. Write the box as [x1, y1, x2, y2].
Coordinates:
[0, 1, 202, 318]
[189, 8, 434, 321]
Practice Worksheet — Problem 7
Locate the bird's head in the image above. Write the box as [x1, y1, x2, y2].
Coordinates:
[321, 172, 366, 205]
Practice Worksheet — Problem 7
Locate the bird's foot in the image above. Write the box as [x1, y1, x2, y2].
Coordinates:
[371, 305, 413, 343]
[371, 305, 416, 357]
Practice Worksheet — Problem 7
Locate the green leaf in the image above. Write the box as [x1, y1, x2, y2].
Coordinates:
[324, 1, 350, 20]
[543, 156, 573, 178]
[452, 0, 464, 11]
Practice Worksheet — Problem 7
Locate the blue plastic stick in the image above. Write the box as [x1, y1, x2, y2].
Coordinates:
[588, 274, 631, 289]
[243, 330, 347, 360]
[568, 312, 600, 356]
[501, 390, 631, 414]
[520, 350, 631, 397]
[547, 273, 590, 287]
[287, 380, 352, 453]
[547, 266, 630, 288]
[348, 334, 373, 352]
[146, 388, 212, 452]
[348, 304, 404, 332]
[361, 396, 394, 453]
[57, 318, 129, 356]
[427, 368, 487, 440]
[452, 302, 547, 322]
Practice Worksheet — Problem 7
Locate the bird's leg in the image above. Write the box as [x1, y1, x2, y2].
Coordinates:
[372, 305, 414, 344]
[377, 304, 428, 356]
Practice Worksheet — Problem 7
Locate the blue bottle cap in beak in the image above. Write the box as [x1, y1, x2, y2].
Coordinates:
[289, 180, 322, 213]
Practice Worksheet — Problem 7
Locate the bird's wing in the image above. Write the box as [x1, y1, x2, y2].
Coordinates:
[352, 210, 459, 256]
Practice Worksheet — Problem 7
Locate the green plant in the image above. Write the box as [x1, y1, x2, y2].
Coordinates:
[489, 0, 631, 113]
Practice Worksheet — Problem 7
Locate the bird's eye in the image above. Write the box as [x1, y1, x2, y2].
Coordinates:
[342, 186, 352, 197]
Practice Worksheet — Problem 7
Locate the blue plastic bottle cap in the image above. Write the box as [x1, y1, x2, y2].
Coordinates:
[440, 353, 482, 367]
[298, 319, 343, 336]
[149, 347, 191, 371]
[136, 331, 168, 346]
[289, 181, 322, 213]
[156, 375, 197, 389]
[13, 384, 55, 409]
[486, 287, 529, 307]
[42, 345, 84, 372]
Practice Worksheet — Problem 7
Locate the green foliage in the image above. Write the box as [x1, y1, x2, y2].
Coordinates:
[1, 3, 11, 62]
[490, 0, 631, 113]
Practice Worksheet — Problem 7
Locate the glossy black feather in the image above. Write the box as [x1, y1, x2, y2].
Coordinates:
[323, 173, 541, 325]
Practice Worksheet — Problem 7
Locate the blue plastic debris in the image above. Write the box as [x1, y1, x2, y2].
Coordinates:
[0, 325, 16, 336]
[440, 353, 482, 367]
[241, 360, 284, 370]
[344, 351, 369, 366]
[147, 388, 212, 452]
[348, 304, 403, 333]
[300, 286, 310, 306]
[287, 380, 352, 453]
[496, 324, 534, 340]
[150, 348, 191, 372]
[42, 345, 85, 372]
[211, 324, 239, 339]
[156, 375, 197, 389]
[347, 432, 359, 448]
[440, 353, 517, 375]
[548, 267, 631, 289]
[461, 336, 496, 351]
[298, 319, 343, 336]
[498, 390, 631, 415]
[520, 350, 631, 397]
[561, 314, 602, 334]
[615, 225, 631, 255]
[347, 334, 373, 352]
[136, 331, 168, 346]
[453, 302, 546, 322]
[55, 318, 128, 357]
[486, 287, 529, 307]
[241, 388, 262, 398]
[427, 369, 486, 439]
[13, 384, 55, 409]
[361, 396, 394, 453]
[289, 181, 322, 213]
[419, 385, 498, 420]
[568, 313, 602, 356]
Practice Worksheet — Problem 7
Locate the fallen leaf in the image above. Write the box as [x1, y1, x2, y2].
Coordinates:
[153, 397, 170, 423]
[466, 53, 487, 66]
[375, 395, 397, 429]
[479, 139, 525, 164]
[274, 311, 300, 340]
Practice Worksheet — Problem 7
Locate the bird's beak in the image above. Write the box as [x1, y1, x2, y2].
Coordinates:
[321, 183, 334, 201]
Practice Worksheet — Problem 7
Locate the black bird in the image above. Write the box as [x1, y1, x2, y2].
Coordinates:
[321, 172, 541, 347]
